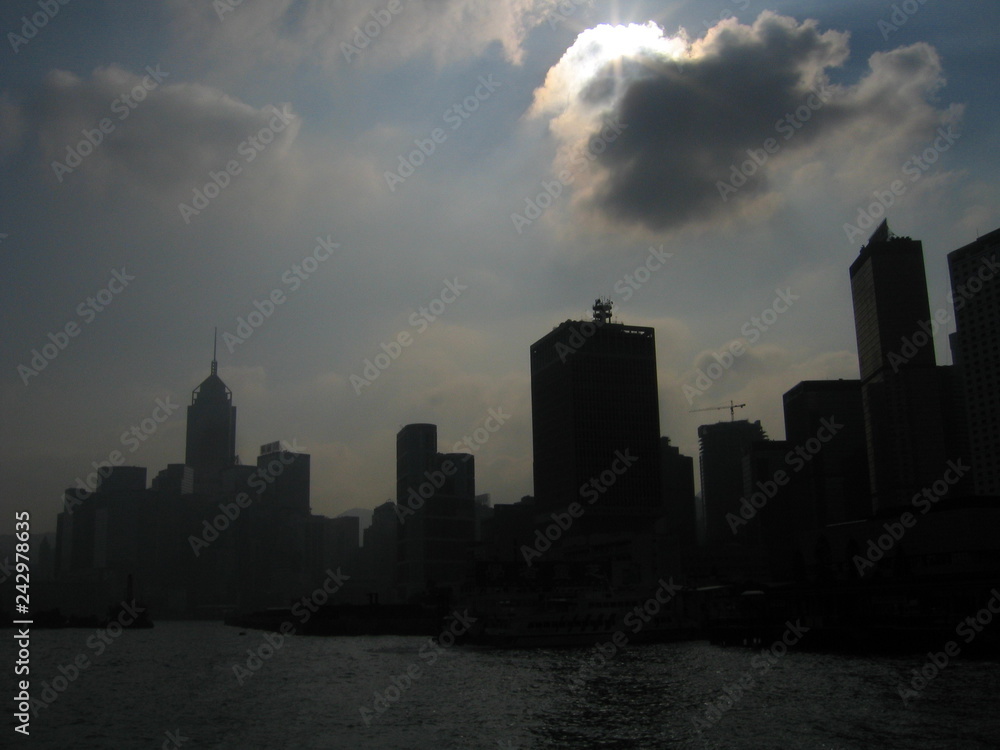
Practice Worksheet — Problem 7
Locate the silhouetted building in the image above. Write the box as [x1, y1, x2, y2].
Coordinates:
[849, 220, 955, 512]
[185, 342, 237, 492]
[363, 501, 399, 602]
[698, 419, 766, 546]
[152, 464, 194, 495]
[530, 299, 661, 532]
[660, 437, 696, 547]
[396, 423, 438, 505]
[257, 441, 311, 515]
[783, 380, 870, 526]
[308, 515, 359, 575]
[53, 467, 151, 616]
[395, 424, 477, 600]
[948, 227, 1000, 495]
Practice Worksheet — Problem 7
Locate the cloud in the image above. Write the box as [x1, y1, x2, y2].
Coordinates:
[168, 0, 556, 77]
[0, 93, 25, 160]
[30, 65, 300, 194]
[529, 12, 961, 234]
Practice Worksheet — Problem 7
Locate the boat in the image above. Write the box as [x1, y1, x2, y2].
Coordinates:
[459, 581, 697, 648]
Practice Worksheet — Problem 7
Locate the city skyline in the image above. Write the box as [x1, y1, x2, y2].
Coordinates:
[3, 2, 1000, 535]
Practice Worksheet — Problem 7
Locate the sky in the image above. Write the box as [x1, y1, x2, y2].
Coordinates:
[2, 0, 998, 535]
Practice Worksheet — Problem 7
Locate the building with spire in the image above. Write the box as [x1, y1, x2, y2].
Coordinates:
[185, 331, 237, 493]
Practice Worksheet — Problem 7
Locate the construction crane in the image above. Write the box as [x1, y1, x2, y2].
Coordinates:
[689, 400, 746, 422]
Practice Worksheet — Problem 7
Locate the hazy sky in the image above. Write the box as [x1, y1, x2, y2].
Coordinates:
[2, 0, 998, 534]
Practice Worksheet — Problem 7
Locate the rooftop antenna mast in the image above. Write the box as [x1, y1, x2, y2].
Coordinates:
[592, 297, 613, 325]
[212, 327, 218, 375]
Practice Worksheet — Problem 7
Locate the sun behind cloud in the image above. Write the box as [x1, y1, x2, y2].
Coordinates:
[527, 12, 962, 236]
[530, 21, 688, 121]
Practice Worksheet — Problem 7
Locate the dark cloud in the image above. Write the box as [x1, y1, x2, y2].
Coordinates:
[533, 12, 957, 233]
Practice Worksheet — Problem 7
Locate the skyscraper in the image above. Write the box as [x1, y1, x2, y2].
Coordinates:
[395, 424, 476, 599]
[948, 227, 1000, 495]
[185, 336, 237, 489]
[396, 423, 438, 505]
[530, 299, 661, 531]
[698, 419, 766, 545]
[849, 220, 953, 511]
[660, 437, 697, 547]
[257, 440, 310, 515]
[783, 380, 870, 526]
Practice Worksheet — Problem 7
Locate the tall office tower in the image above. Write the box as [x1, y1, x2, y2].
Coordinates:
[698, 419, 766, 545]
[530, 299, 662, 532]
[783, 380, 870, 526]
[849, 220, 952, 512]
[948, 227, 1000, 495]
[660, 437, 697, 547]
[185, 335, 237, 489]
[257, 441, 311, 515]
[395, 424, 476, 599]
[396, 423, 438, 504]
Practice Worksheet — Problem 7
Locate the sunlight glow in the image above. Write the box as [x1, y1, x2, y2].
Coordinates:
[530, 21, 688, 118]
[564, 22, 687, 88]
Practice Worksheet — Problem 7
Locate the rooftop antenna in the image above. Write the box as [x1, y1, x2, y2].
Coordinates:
[212, 327, 218, 375]
[592, 297, 613, 325]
